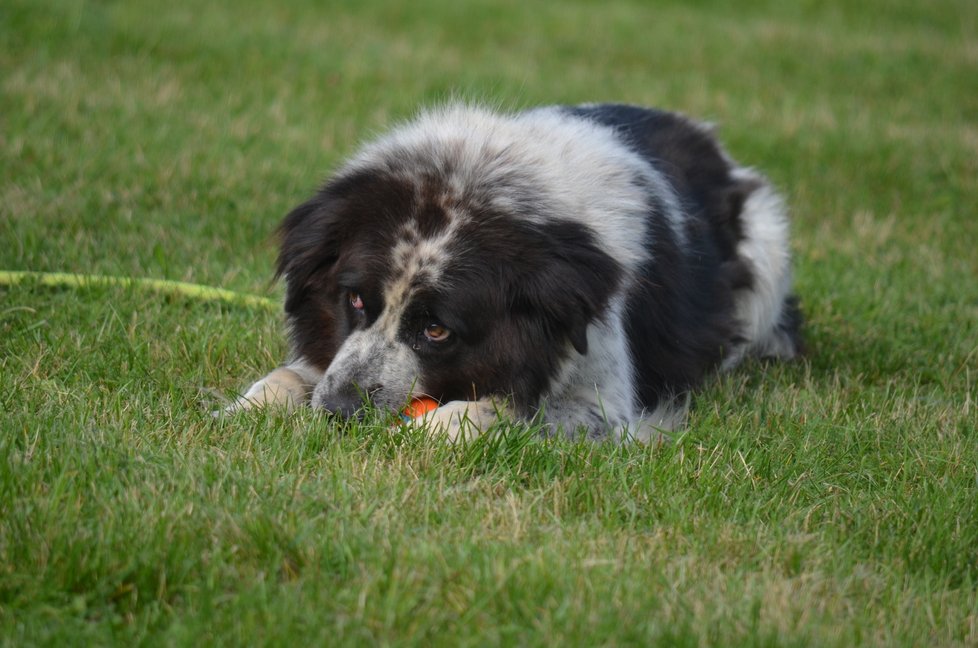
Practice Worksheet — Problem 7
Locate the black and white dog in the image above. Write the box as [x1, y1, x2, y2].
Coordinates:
[230, 103, 802, 441]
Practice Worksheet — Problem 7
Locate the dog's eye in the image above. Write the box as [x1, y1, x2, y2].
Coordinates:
[423, 323, 451, 343]
[349, 292, 365, 313]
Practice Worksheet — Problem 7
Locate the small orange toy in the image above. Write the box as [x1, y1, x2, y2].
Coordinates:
[400, 396, 440, 421]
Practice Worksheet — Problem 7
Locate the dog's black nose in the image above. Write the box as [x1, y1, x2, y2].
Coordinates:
[313, 392, 362, 418]
[312, 384, 379, 418]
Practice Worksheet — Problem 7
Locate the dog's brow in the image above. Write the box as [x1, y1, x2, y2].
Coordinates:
[336, 269, 363, 288]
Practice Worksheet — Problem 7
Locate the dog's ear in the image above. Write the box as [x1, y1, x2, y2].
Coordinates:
[275, 191, 344, 314]
[515, 223, 623, 355]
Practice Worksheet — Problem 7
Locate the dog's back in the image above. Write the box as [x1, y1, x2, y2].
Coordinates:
[566, 104, 802, 410]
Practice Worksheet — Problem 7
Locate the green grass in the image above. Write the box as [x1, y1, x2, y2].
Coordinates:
[2, 0, 977, 645]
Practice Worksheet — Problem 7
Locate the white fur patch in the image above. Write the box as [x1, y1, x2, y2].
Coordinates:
[542, 295, 637, 435]
[344, 104, 687, 277]
[226, 365, 313, 413]
[725, 168, 797, 368]
[413, 398, 507, 443]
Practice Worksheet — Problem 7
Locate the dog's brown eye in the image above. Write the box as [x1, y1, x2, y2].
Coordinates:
[423, 323, 451, 342]
[349, 292, 365, 312]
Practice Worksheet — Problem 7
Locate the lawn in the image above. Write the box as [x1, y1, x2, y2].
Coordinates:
[2, 0, 976, 645]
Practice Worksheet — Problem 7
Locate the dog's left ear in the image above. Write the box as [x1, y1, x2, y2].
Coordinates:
[275, 189, 348, 314]
[517, 222, 623, 355]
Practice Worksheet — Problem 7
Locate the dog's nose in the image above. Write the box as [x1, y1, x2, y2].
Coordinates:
[312, 390, 362, 418]
[312, 383, 380, 418]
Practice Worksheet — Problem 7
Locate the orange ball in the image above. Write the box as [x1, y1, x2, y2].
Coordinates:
[401, 396, 440, 419]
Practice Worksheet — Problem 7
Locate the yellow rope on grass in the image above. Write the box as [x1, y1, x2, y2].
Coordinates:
[0, 270, 278, 310]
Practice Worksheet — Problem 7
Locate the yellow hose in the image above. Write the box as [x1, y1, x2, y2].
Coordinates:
[0, 270, 278, 310]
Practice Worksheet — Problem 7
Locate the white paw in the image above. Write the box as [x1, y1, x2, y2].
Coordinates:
[616, 394, 690, 443]
[414, 399, 505, 442]
[219, 368, 310, 415]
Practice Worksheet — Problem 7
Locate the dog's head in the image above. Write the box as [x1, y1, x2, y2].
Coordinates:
[276, 160, 622, 417]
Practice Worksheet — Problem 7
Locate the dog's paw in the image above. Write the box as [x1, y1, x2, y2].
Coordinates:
[415, 399, 505, 442]
[615, 394, 690, 443]
[219, 368, 310, 416]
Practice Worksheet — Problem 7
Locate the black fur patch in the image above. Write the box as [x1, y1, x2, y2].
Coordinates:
[568, 104, 770, 407]
[777, 295, 806, 356]
[416, 214, 623, 412]
[276, 171, 444, 369]
[567, 104, 758, 261]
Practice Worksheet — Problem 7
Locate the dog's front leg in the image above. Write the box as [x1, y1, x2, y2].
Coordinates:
[416, 398, 507, 443]
[225, 362, 322, 413]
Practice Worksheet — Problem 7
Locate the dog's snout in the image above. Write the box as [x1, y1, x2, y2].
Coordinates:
[313, 393, 360, 418]
[312, 383, 381, 418]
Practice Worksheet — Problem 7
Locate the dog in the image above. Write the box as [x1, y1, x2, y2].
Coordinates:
[229, 103, 802, 442]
